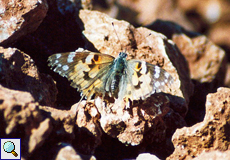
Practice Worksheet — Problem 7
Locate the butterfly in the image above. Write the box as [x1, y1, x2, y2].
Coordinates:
[48, 48, 173, 105]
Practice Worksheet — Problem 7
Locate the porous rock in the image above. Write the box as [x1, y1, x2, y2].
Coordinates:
[73, 9, 192, 146]
[193, 150, 230, 160]
[0, 0, 48, 45]
[176, 0, 230, 53]
[224, 64, 230, 87]
[98, 94, 170, 146]
[56, 0, 92, 15]
[56, 144, 82, 160]
[0, 85, 52, 158]
[208, 24, 230, 51]
[177, 0, 230, 24]
[173, 34, 226, 125]
[55, 143, 96, 160]
[173, 34, 226, 84]
[168, 87, 230, 160]
[93, 0, 194, 30]
[39, 105, 76, 141]
[0, 46, 57, 106]
[136, 153, 160, 160]
[147, 21, 226, 86]
[146, 20, 227, 126]
[72, 101, 103, 154]
[121, 0, 194, 29]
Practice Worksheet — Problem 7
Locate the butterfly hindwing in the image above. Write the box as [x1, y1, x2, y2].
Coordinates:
[48, 51, 115, 99]
[124, 59, 173, 101]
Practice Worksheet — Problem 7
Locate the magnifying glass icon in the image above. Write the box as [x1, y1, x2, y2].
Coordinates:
[3, 141, 18, 157]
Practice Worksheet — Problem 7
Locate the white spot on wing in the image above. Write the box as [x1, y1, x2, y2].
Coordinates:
[155, 81, 160, 88]
[67, 52, 75, 63]
[85, 54, 94, 63]
[165, 72, 170, 78]
[140, 61, 147, 74]
[56, 54, 61, 59]
[154, 66, 160, 78]
[75, 48, 84, 52]
[62, 65, 69, 71]
[154, 72, 159, 78]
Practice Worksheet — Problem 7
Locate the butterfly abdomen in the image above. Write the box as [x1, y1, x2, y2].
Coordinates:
[106, 52, 128, 98]
[110, 72, 123, 97]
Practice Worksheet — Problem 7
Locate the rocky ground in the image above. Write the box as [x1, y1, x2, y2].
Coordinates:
[0, 0, 230, 160]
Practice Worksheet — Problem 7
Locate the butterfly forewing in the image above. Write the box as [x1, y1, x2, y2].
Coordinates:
[48, 51, 115, 99]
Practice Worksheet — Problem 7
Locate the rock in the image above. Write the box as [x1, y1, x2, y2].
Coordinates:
[136, 153, 160, 160]
[39, 105, 76, 141]
[224, 64, 230, 87]
[146, 21, 227, 126]
[93, 0, 194, 30]
[146, 20, 227, 127]
[55, 143, 96, 160]
[0, 85, 35, 135]
[72, 101, 103, 154]
[146, 20, 200, 40]
[71, 10, 193, 148]
[0, 85, 53, 158]
[0, 0, 48, 45]
[168, 87, 230, 160]
[150, 20, 226, 126]
[0, 47, 57, 106]
[31, 142, 96, 160]
[173, 34, 226, 125]
[173, 34, 226, 84]
[177, 0, 230, 24]
[175, 0, 230, 63]
[208, 23, 230, 62]
[193, 150, 230, 160]
[56, 0, 92, 15]
[208, 24, 230, 50]
[28, 118, 52, 153]
[56, 144, 83, 160]
[146, 21, 227, 86]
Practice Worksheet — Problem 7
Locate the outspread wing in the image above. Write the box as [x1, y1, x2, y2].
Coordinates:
[118, 59, 173, 101]
[48, 51, 115, 99]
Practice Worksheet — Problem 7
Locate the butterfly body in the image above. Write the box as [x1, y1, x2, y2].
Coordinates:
[105, 52, 128, 98]
[48, 49, 173, 104]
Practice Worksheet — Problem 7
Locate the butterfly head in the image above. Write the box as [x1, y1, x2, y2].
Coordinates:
[118, 52, 127, 59]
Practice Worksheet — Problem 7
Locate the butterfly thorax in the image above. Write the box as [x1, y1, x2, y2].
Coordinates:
[106, 52, 128, 98]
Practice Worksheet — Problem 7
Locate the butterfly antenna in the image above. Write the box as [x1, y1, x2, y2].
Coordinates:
[112, 22, 152, 53]
[136, 33, 152, 45]
[112, 22, 123, 52]
[128, 33, 152, 52]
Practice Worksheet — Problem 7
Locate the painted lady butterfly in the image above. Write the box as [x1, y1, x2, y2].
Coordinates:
[48, 48, 173, 105]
